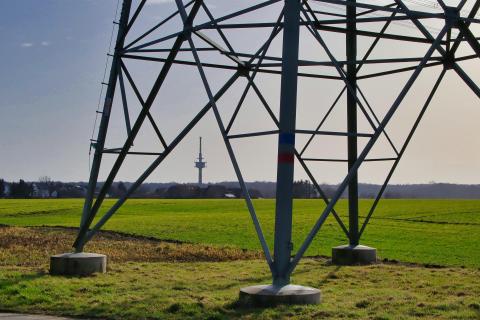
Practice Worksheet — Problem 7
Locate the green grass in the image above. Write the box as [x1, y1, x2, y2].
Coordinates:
[1, 199, 479, 267]
[1, 226, 479, 320]
[1, 261, 479, 320]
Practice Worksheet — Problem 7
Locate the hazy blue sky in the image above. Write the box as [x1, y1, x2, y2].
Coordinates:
[1, 0, 480, 185]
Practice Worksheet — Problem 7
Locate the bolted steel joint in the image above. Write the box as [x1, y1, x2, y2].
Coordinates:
[237, 63, 251, 77]
[180, 28, 193, 42]
[443, 52, 455, 70]
[444, 6, 460, 27]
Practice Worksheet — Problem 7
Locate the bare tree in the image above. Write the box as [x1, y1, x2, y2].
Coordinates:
[38, 176, 55, 196]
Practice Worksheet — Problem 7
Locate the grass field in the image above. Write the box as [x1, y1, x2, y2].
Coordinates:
[1, 199, 479, 319]
[1, 226, 479, 320]
[0, 198, 479, 267]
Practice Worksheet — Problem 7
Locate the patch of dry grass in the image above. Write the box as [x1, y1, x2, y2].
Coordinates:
[0, 226, 262, 267]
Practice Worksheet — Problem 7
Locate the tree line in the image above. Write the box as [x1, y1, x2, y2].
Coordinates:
[4, 177, 478, 199]
[0, 177, 86, 198]
[0, 178, 320, 199]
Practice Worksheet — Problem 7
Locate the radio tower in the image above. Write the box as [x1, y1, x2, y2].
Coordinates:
[195, 137, 206, 185]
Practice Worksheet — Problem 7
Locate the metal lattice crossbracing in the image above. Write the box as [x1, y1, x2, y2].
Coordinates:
[75, 0, 480, 287]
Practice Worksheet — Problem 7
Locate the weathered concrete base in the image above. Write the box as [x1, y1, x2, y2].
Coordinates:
[50, 252, 106, 276]
[332, 245, 377, 265]
[239, 284, 321, 306]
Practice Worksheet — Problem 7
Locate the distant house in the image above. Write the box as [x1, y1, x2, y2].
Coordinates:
[32, 183, 50, 198]
[3, 184, 11, 197]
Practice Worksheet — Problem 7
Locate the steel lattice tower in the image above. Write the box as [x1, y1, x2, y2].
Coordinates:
[69, 0, 480, 303]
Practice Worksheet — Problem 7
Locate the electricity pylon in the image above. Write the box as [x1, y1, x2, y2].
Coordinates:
[66, 0, 480, 304]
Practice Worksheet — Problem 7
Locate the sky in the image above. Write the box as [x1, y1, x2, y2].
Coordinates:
[1, 0, 480, 185]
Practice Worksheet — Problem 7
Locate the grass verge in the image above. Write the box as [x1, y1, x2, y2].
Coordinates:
[0, 226, 479, 319]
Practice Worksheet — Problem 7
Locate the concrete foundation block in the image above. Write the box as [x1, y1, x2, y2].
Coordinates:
[239, 284, 321, 306]
[50, 252, 106, 276]
[332, 245, 377, 265]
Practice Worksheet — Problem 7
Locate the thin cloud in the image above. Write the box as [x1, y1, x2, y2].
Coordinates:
[41, 41, 51, 46]
[21, 42, 34, 48]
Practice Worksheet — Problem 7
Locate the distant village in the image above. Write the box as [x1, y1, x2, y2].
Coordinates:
[0, 177, 315, 199]
[0, 176, 271, 199]
[2, 177, 480, 199]
[0, 177, 86, 199]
